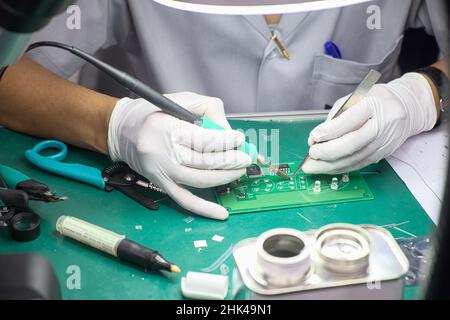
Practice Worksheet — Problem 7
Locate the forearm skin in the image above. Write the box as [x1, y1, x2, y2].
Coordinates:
[0, 56, 118, 154]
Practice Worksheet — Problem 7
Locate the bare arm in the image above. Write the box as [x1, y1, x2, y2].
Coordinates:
[0, 56, 118, 154]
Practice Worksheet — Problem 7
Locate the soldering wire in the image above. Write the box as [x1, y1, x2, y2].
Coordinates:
[381, 221, 410, 229]
[296, 211, 313, 224]
[393, 226, 417, 238]
[389, 155, 443, 202]
[200, 244, 234, 273]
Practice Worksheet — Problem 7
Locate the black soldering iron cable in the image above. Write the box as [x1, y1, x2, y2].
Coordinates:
[0, 66, 7, 79]
[22, 41, 201, 124]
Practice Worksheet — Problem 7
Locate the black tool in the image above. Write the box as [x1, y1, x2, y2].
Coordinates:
[25, 140, 164, 210]
[0, 206, 15, 227]
[0, 187, 40, 242]
[0, 171, 41, 242]
[16, 179, 65, 202]
[102, 162, 164, 210]
[0, 164, 65, 202]
[10, 212, 41, 242]
[0, 190, 40, 242]
[0, 188, 29, 211]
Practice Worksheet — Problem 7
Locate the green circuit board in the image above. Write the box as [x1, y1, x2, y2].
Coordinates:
[215, 161, 374, 214]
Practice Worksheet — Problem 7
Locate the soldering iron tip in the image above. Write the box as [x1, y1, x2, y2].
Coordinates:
[277, 171, 292, 180]
[170, 265, 181, 273]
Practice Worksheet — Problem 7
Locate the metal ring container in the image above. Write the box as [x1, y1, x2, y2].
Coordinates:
[252, 228, 311, 287]
[233, 224, 409, 299]
[315, 224, 371, 275]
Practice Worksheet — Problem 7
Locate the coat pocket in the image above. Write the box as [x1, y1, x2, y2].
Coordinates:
[310, 35, 404, 108]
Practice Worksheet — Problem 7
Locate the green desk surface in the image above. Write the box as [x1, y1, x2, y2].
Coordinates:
[0, 119, 434, 300]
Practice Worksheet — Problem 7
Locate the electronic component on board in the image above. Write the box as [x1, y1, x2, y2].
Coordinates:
[246, 164, 263, 178]
[215, 160, 374, 214]
[342, 174, 350, 183]
[331, 177, 339, 191]
[277, 164, 291, 175]
[314, 181, 321, 193]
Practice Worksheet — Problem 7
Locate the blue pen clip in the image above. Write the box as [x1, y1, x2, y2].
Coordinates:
[324, 41, 342, 59]
[24, 140, 106, 189]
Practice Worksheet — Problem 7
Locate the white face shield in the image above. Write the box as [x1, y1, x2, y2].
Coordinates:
[153, 0, 375, 15]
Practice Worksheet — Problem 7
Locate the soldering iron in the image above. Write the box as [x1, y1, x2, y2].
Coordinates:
[22, 41, 290, 179]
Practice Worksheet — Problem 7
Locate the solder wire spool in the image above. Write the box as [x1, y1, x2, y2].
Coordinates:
[251, 228, 312, 287]
[314, 224, 371, 276]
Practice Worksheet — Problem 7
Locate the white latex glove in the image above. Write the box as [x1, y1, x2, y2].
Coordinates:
[303, 73, 438, 174]
[107, 92, 252, 220]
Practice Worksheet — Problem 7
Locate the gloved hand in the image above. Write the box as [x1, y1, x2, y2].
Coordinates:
[303, 73, 438, 174]
[107, 92, 252, 220]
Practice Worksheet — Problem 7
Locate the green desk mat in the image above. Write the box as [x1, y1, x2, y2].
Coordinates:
[0, 119, 434, 300]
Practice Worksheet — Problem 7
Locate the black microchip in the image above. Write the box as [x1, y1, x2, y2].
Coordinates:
[278, 164, 290, 174]
[246, 164, 263, 177]
[216, 185, 229, 194]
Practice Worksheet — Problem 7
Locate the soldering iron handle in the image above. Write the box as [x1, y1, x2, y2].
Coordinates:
[26, 42, 201, 124]
[120, 75, 202, 124]
[25, 42, 258, 162]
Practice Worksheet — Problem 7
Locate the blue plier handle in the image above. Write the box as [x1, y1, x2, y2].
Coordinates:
[24, 140, 106, 190]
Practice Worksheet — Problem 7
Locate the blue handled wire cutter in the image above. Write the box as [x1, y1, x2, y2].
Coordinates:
[24, 140, 164, 210]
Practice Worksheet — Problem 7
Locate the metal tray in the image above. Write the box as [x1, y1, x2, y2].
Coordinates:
[233, 225, 409, 296]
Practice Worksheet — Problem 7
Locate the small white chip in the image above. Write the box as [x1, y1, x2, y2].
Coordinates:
[194, 240, 208, 248]
[212, 235, 224, 243]
[184, 216, 195, 224]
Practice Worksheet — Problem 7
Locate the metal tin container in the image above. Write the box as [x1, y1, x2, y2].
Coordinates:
[232, 224, 409, 300]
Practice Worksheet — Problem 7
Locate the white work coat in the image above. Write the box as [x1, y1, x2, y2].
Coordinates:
[29, 0, 449, 113]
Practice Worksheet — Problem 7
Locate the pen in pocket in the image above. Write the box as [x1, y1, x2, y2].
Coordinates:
[324, 41, 342, 59]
